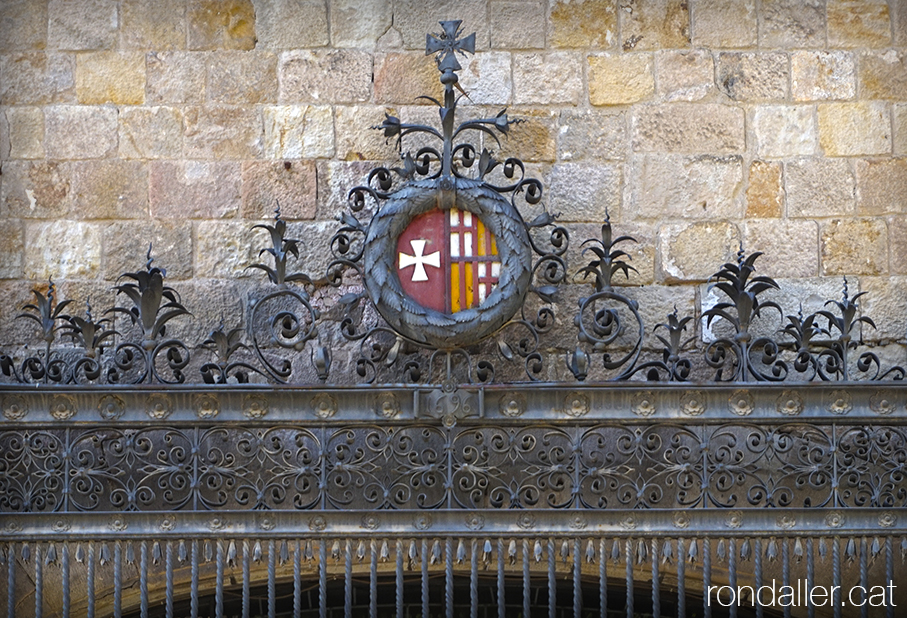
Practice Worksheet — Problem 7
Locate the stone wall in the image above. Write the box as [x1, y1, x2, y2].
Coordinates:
[0, 0, 905, 377]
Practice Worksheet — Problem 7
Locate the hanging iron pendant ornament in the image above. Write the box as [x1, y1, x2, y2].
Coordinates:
[353, 21, 541, 349]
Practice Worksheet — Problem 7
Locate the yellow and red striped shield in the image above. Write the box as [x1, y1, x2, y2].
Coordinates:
[396, 207, 501, 314]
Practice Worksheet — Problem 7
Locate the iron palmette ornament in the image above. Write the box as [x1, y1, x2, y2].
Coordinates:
[5, 280, 73, 384]
[327, 19, 568, 384]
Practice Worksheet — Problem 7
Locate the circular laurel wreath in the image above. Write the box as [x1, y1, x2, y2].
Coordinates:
[362, 176, 532, 349]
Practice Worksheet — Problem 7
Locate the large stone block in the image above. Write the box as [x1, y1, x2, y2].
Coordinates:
[858, 50, 907, 100]
[493, 109, 556, 163]
[549, 0, 617, 48]
[760, 0, 825, 48]
[103, 220, 193, 280]
[856, 159, 907, 215]
[330, 0, 390, 48]
[0, 53, 75, 105]
[188, 0, 256, 50]
[254, 0, 328, 48]
[70, 160, 149, 219]
[691, 0, 757, 47]
[514, 52, 582, 105]
[620, 0, 690, 50]
[489, 0, 546, 49]
[658, 221, 740, 283]
[315, 160, 381, 219]
[752, 106, 818, 158]
[48, 0, 117, 50]
[0, 220, 24, 278]
[717, 52, 789, 101]
[791, 50, 856, 101]
[0, 161, 71, 219]
[76, 51, 146, 105]
[821, 218, 888, 276]
[818, 102, 891, 156]
[588, 53, 654, 106]
[121, 0, 186, 49]
[0, 0, 47, 51]
[149, 161, 241, 219]
[655, 50, 714, 102]
[374, 52, 443, 105]
[786, 158, 855, 218]
[828, 0, 891, 47]
[557, 109, 627, 161]
[279, 50, 372, 104]
[889, 216, 907, 274]
[627, 154, 744, 220]
[743, 220, 819, 278]
[147, 52, 207, 105]
[207, 51, 278, 104]
[263, 105, 334, 159]
[119, 106, 184, 159]
[333, 106, 399, 161]
[745, 161, 783, 218]
[459, 52, 512, 105]
[392, 0, 489, 50]
[45, 105, 117, 159]
[241, 160, 317, 220]
[183, 106, 262, 159]
[546, 163, 621, 222]
[24, 221, 102, 280]
[631, 103, 745, 154]
[194, 220, 260, 278]
[4, 106, 44, 159]
[859, 276, 907, 341]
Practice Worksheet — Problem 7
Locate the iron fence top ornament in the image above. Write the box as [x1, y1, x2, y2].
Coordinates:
[1, 20, 906, 389]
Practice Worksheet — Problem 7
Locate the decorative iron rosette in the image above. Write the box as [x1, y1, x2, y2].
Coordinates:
[362, 178, 532, 348]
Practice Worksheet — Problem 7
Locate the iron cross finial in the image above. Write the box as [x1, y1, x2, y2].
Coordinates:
[426, 20, 475, 83]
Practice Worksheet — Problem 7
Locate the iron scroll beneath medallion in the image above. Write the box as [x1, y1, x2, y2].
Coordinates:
[362, 177, 532, 349]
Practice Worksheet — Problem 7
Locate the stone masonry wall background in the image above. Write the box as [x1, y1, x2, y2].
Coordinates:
[0, 0, 905, 379]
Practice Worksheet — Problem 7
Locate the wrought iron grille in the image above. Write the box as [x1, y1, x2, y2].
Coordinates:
[1, 18, 906, 618]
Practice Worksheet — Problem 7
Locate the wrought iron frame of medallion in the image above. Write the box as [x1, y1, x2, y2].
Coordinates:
[2, 19, 907, 618]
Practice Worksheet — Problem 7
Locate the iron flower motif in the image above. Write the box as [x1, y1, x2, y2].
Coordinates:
[631, 391, 657, 417]
[243, 394, 269, 419]
[564, 392, 590, 418]
[827, 390, 852, 415]
[49, 394, 76, 420]
[159, 518, 175, 531]
[499, 393, 526, 418]
[672, 512, 691, 529]
[728, 390, 754, 416]
[414, 514, 433, 531]
[145, 393, 172, 420]
[194, 393, 219, 419]
[51, 519, 71, 533]
[374, 392, 401, 419]
[878, 512, 897, 528]
[109, 518, 128, 532]
[311, 393, 337, 419]
[619, 516, 638, 531]
[361, 514, 380, 530]
[465, 514, 485, 531]
[870, 391, 895, 415]
[776, 390, 803, 416]
[825, 512, 845, 529]
[309, 516, 327, 532]
[98, 394, 125, 420]
[726, 511, 744, 529]
[2, 395, 28, 420]
[776, 515, 796, 530]
[680, 390, 706, 416]
[516, 512, 536, 530]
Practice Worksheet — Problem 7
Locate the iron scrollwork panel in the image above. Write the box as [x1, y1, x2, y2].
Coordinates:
[0, 430, 66, 512]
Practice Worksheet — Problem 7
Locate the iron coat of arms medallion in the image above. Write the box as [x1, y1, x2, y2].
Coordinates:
[335, 21, 567, 357]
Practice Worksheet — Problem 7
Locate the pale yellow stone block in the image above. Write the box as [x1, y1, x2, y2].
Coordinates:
[76, 51, 146, 105]
[588, 53, 654, 106]
[821, 218, 888, 276]
[25, 221, 102, 280]
[818, 102, 891, 156]
[514, 52, 583, 105]
[745, 161, 783, 218]
[263, 105, 334, 160]
[5, 107, 44, 159]
[549, 0, 617, 49]
[828, 0, 891, 47]
[658, 221, 740, 283]
[791, 51, 856, 101]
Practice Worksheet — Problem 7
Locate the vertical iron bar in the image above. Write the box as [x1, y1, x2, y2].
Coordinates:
[6, 543, 14, 618]
[165, 542, 173, 618]
[677, 538, 685, 618]
[350, 540, 357, 618]
[88, 543, 96, 618]
[395, 540, 403, 618]
[728, 539, 737, 618]
[754, 539, 763, 618]
[113, 542, 121, 618]
[191, 540, 199, 618]
[371, 540, 379, 618]
[448, 538, 455, 618]
[497, 538, 505, 618]
[216, 541, 224, 618]
[703, 538, 711, 618]
[296, 540, 303, 618]
[600, 538, 607, 618]
[548, 537, 556, 618]
[478, 539, 485, 618]
[421, 539, 428, 618]
[886, 536, 894, 618]
[650, 538, 658, 618]
[574, 538, 582, 618]
[62, 543, 70, 618]
[833, 537, 841, 618]
[807, 537, 815, 618]
[625, 538, 633, 618]
[268, 540, 276, 618]
[242, 540, 250, 618]
[140, 541, 149, 618]
[782, 538, 790, 618]
[319, 540, 327, 618]
[35, 543, 42, 618]
[859, 537, 868, 618]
